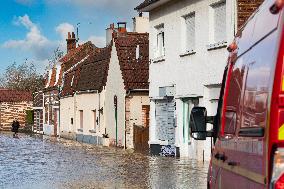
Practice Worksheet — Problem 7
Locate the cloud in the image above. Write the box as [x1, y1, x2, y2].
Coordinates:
[86, 35, 105, 48]
[3, 15, 56, 60]
[15, 0, 35, 6]
[47, 0, 142, 17]
[55, 23, 75, 40]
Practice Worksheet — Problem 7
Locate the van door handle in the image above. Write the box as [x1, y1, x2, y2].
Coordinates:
[228, 161, 239, 166]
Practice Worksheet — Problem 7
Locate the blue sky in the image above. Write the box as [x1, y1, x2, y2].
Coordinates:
[0, 0, 143, 73]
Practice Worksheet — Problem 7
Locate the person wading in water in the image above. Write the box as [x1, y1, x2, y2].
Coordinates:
[11, 118, 20, 138]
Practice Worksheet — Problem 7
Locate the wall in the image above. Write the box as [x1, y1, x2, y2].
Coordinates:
[75, 93, 100, 136]
[104, 42, 126, 147]
[43, 89, 60, 136]
[148, 0, 234, 98]
[133, 16, 150, 33]
[59, 96, 75, 139]
[0, 101, 33, 131]
[237, 0, 264, 28]
[125, 92, 150, 149]
[148, 0, 236, 159]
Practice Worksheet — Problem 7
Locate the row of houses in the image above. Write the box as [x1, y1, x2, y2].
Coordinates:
[33, 0, 263, 159]
[33, 18, 151, 152]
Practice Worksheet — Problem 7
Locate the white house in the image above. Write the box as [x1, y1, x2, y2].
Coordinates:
[135, 0, 264, 159]
[60, 20, 150, 151]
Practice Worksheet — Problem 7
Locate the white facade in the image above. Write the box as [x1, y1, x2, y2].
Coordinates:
[145, 0, 237, 160]
[133, 16, 150, 33]
[104, 43, 126, 147]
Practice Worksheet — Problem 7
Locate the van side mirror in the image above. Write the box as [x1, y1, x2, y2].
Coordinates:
[190, 107, 213, 140]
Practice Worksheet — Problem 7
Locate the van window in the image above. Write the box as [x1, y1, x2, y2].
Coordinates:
[223, 55, 248, 135]
[242, 30, 278, 128]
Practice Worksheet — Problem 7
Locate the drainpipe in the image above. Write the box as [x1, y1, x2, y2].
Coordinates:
[114, 95, 118, 147]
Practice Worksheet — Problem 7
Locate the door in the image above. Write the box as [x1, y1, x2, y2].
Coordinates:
[133, 105, 150, 153]
[155, 98, 175, 145]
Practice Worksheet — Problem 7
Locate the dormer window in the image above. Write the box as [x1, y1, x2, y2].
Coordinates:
[136, 45, 140, 60]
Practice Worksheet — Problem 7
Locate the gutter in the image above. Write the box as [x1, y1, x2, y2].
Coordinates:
[135, 0, 171, 12]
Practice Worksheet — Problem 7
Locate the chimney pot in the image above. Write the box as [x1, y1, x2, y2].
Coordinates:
[66, 32, 76, 53]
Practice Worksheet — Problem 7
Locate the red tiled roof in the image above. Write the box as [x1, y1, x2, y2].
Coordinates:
[45, 41, 95, 89]
[48, 67, 57, 87]
[61, 33, 149, 96]
[0, 89, 33, 102]
[114, 32, 149, 91]
[60, 63, 82, 97]
[76, 45, 112, 92]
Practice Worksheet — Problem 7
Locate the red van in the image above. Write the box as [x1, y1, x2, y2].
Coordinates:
[190, 0, 284, 188]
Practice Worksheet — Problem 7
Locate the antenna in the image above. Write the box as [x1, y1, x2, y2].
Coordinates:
[76, 22, 80, 42]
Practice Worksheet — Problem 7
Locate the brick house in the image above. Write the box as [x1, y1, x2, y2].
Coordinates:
[60, 21, 150, 151]
[0, 89, 33, 131]
[135, 0, 264, 158]
[33, 32, 95, 136]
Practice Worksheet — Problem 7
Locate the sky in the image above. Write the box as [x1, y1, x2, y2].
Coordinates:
[0, 0, 143, 73]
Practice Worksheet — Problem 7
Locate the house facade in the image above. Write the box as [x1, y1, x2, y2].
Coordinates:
[33, 32, 95, 136]
[60, 22, 150, 151]
[0, 89, 33, 131]
[136, 0, 264, 159]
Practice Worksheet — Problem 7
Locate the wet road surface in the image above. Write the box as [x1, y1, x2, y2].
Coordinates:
[0, 132, 209, 189]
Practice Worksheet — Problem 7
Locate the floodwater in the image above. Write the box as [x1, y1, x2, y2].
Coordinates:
[0, 132, 209, 189]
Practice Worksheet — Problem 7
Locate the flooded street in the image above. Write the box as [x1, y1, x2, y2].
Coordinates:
[0, 132, 208, 189]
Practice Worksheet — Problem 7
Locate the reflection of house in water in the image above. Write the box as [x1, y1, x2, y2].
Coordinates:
[243, 86, 268, 127]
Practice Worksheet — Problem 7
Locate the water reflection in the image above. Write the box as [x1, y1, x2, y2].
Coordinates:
[0, 132, 208, 189]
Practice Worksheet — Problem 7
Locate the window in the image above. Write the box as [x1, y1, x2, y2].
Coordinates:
[211, 1, 226, 43]
[184, 13, 195, 51]
[79, 110, 83, 129]
[155, 25, 165, 57]
[136, 45, 140, 60]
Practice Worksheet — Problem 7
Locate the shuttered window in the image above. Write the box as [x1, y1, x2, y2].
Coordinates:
[156, 25, 165, 57]
[185, 13, 195, 51]
[213, 1, 226, 43]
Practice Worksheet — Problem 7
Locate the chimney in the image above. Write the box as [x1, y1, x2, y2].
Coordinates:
[106, 23, 115, 46]
[66, 32, 76, 53]
[133, 14, 149, 33]
[117, 22, 127, 33]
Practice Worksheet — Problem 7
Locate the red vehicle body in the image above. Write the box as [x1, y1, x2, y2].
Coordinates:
[190, 0, 284, 188]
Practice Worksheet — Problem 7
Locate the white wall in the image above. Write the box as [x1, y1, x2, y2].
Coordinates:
[133, 16, 150, 33]
[126, 93, 150, 148]
[148, 0, 236, 159]
[149, 0, 234, 98]
[60, 97, 75, 133]
[75, 93, 100, 136]
[104, 43, 126, 147]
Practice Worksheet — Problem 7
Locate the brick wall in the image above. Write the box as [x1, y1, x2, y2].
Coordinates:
[0, 101, 33, 131]
[237, 0, 265, 28]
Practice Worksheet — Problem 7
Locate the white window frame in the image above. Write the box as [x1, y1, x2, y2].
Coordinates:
[155, 24, 165, 58]
[209, 0, 227, 45]
[79, 110, 83, 130]
[182, 12, 196, 53]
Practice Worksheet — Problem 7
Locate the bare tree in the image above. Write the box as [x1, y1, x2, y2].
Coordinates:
[0, 61, 45, 92]
[46, 47, 64, 71]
